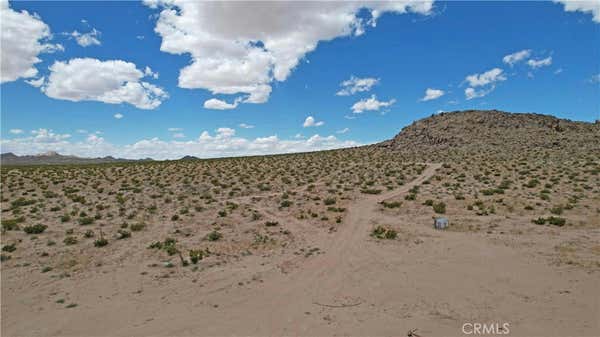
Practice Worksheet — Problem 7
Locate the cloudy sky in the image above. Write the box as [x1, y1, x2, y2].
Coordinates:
[1, 0, 598, 159]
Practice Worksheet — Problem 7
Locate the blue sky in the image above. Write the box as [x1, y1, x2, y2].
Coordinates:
[1, 1, 599, 159]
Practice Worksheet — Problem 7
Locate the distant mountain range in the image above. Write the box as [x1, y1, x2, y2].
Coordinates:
[0, 151, 153, 166]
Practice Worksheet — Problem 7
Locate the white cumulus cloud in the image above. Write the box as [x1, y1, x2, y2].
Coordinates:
[114, 113, 124, 119]
[303, 116, 324, 127]
[336, 76, 379, 96]
[351, 95, 396, 113]
[69, 28, 101, 47]
[465, 87, 495, 100]
[555, 0, 600, 23]
[0, 0, 62, 83]
[502, 49, 531, 66]
[203, 97, 242, 110]
[9, 129, 23, 134]
[144, 0, 434, 108]
[41, 58, 168, 110]
[463, 68, 507, 100]
[420, 88, 445, 101]
[527, 56, 552, 69]
[465, 68, 506, 87]
[239, 123, 254, 129]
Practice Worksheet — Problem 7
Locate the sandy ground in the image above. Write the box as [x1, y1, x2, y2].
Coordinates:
[2, 163, 599, 337]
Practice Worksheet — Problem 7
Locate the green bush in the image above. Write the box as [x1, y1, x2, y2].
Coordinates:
[11, 198, 36, 208]
[381, 201, 402, 208]
[1, 217, 24, 231]
[323, 197, 336, 205]
[189, 249, 208, 264]
[63, 236, 78, 245]
[23, 224, 47, 234]
[371, 225, 397, 239]
[78, 217, 94, 226]
[532, 217, 546, 225]
[361, 188, 382, 195]
[547, 216, 566, 226]
[2, 243, 17, 252]
[94, 238, 108, 247]
[433, 202, 446, 214]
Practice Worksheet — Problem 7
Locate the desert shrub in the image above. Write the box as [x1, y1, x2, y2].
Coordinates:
[130, 223, 145, 231]
[323, 197, 336, 205]
[11, 198, 36, 208]
[149, 237, 178, 255]
[63, 236, 78, 245]
[265, 221, 279, 227]
[171, 214, 180, 221]
[433, 202, 446, 214]
[78, 217, 94, 226]
[371, 225, 397, 239]
[2, 243, 17, 252]
[381, 201, 402, 208]
[550, 205, 563, 215]
[532, 217, 546, 225]
[361, 188, 382, 195]
[84, 230, 95, 238]
[94, 238, 108, 247]
[547, 216, 566, 226]
[189, 249, 209, 264]
[217, 210, 227, 217]
[23, 224, 47, 234]
[60, 214, 71, 223]
[404, 193, 416, 201]
[481, 188, 504, 196]
[206, 230, 222, 242]
[1, 217, 24, 231]
[423, 199, 434, 206]
[116, 229, 131, 239]
[524, 179, 539, 188]
[280, 200, 292, 208]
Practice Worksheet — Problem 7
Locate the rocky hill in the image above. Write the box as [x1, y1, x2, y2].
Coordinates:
[380, 110, 600, 160]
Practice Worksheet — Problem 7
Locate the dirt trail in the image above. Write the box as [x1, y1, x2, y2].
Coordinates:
[2, 163, 598, 337]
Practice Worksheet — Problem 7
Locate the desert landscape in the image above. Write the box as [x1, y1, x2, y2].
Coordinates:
[1, 110, 599, 336]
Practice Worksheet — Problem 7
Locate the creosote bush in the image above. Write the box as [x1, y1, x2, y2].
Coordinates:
[371, 225, 397, 239]
[23, 224, 47, 234]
